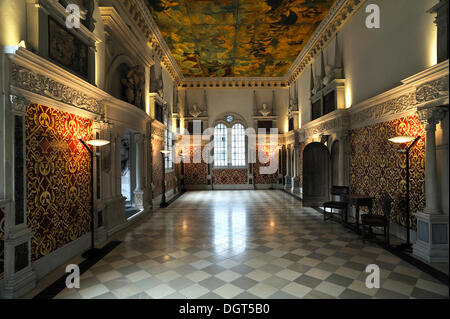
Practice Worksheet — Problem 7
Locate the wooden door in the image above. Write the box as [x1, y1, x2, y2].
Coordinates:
[303, 142, 330, 207]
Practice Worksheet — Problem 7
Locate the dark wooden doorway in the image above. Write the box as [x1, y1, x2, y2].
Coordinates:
[303, 142, 330, 207]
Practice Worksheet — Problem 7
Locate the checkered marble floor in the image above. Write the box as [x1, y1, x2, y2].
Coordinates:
[54, 190, 448, 299]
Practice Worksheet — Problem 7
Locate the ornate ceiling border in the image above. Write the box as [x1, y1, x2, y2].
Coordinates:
[116, 0, 365, 88]
[180, 78, 288, 89]
[117, 0, 183, 85]
[286, 0, 365, 85]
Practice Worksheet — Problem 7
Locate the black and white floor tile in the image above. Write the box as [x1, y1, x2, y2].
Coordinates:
[52, 191, 449, 299]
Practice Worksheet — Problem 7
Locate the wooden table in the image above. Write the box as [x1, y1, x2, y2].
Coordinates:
[346, 195, 374, 234]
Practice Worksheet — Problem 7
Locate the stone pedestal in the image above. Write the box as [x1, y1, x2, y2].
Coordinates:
[413, 212, 449, 262]
[133, 190, 144, 210]
[291, 176, 300, 194]
[1, 223, 36, 299]
[412, 105, 448, 262]
[284, 175, 291, 191]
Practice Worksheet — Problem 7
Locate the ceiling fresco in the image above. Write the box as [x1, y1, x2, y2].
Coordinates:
[144, 0, 337, 78]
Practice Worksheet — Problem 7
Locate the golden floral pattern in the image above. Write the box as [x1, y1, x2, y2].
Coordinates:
[349, 116, 425, 230]
[26, 104, 92, 261]
[183, 145, 208, 185]
[253, 147, 278, 184]
[213, 169, 248, 184]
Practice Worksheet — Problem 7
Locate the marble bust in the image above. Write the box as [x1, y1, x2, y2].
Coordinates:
[259, 103, 271, 116]
[190, 103, 202, 118]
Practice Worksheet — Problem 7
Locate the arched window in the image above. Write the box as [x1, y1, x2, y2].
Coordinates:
[232, 123, 245, 166]
[214, 123, 227, 167]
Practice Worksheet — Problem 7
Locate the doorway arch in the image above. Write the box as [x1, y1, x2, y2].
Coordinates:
[302, 142, 330, 207]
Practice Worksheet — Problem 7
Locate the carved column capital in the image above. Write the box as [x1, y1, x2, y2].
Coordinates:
[417, 106, 447, 128]
[9, 94, 30, 116]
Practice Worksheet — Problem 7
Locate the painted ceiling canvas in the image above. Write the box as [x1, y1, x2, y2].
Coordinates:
[144, 0, 337, 77]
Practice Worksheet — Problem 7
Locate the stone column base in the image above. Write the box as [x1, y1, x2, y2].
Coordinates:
[284, 176, 291, 190]
[1, 226, 36, 299]
[413, 212, 449, 263]
[133, 190, 144, 210]
[291, 176, 300, 194]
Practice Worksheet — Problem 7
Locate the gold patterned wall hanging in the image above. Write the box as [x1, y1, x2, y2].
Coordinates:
[349, 115, 425, 230]
[26, 104, 92, 261]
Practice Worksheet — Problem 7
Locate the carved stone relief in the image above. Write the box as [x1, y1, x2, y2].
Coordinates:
[350, 93, 417, 125]
[121, 65, 145, 109]
[11, 64, 103, 115]
[416, 75, 449, 103]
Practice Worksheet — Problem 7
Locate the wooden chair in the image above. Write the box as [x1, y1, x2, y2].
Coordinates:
[361, 195, 391, 244]
[323, 186, 349, 223]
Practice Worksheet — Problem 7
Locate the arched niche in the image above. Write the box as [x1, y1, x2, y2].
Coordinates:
[106, 54, 134, 101]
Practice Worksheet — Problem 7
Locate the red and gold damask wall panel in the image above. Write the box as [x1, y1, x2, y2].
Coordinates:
[166, 171, 176, 191]
[25, 103, 92, 261]
[253, 150, 278, 184]
[0, 207, 4, 279]
[184, 145, 207, 185]
[213, 169, 248, 185]
[152, 137, 164, 197]
[349, 115, 425, 230]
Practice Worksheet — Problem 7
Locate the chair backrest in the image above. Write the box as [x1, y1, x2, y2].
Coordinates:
[381, 195, 392, 219]
[331, 186, 349, 201]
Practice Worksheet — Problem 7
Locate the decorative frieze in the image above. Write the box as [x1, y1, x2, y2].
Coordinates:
[416, 75, 449, 103]
[11, 64, 103, 115]
[180, 78, 288, 89]
[9, 94, 30, 115]
[350, 93, 417, 125]
[287, 0, 365, 85]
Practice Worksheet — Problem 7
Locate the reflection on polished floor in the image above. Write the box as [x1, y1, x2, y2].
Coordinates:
[53, 191, 448, 299]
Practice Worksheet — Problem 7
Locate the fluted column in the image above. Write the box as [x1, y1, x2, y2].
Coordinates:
[291, 143, 300, 193]
[284, 146, 292, 190]
[413, 106, 448, 262]
[419, 108, 445, 214]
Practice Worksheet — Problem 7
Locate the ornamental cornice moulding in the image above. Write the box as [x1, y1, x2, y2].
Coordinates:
[180, 78, 288, 89]
[11, 64, 104, 115]
[9, 94, 30, 115]
[350, 93, 417, 126]
[286, 0, 365, 85]
[117, 0, 183, 85]
[416, 75, 449, 103]
[114, 0, 364, 88]
[302, 113, 349, 139]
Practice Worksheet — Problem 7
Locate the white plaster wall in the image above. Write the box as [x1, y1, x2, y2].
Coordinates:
[185, 88, 289, 132]
[0, 0, 27, 46]
[93, 1, 106, 90]
[298, 0, 437, 126]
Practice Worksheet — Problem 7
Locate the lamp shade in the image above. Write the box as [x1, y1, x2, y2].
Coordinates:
[86, 139, 110, 146]
[388, 136, 415, 144]
[160, 150, 171, 155]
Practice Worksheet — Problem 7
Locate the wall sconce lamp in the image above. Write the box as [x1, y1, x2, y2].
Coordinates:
[79, 138, 110, 259]
[388, 135, 421, 252]
[160, 150, 171, 207]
